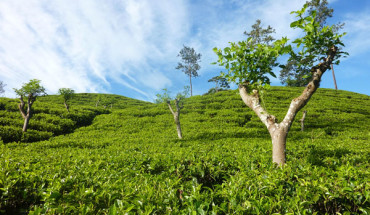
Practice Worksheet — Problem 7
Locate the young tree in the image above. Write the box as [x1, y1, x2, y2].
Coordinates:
[279, 0, 344, 87]
[155, 87, 189, 139]
[213, 4, 346, 165]
[14, 79, 46, 132]
[208, 75, 230, 92]
[58, 88, 75, 112]
[0, 81, 5, 96]
[176, 45, 201, 97]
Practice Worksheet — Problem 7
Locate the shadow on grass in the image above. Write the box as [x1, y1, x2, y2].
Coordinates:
[307, 146, 351, 168]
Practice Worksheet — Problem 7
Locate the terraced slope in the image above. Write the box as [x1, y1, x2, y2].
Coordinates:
[0, 87, 369, 214]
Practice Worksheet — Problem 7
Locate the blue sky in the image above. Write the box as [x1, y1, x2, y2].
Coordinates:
[0, 0, 369, 101]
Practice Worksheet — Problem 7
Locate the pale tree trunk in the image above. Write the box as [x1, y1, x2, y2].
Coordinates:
[239, 46, 338, 165]
[299, 110, 307, 131]
[23, 115, 30, 132]
[18, 95, 35, 132]
[64, 101, 70, 112]
[167, 98, 183, 139]
[189, 73, 192, 97]
[331, 64, 338, 90]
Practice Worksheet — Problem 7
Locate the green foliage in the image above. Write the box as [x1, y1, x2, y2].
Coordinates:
[155, 86, 190, 104]
[0, 87, 369, 214]
[288, 4, 347, 70]
[280, 0, 344, 87]
[0, 94, 112, 143]
[208, 75, 230, 93]
[58, 88, 75, 102]
[244, 19, 276, 46]
[13, 79, 46, 98]
[176, 45, 202, 96]
[214, 4, 346, 91]
[176, 46, 202, 78]
[213, 37, 287, 90]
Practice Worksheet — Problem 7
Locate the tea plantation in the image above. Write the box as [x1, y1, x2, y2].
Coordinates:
[0, 87, 369, 214]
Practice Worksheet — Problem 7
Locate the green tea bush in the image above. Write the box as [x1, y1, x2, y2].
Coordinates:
[0, 87, 369, 214]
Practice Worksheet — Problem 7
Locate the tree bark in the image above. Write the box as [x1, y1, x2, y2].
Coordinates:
[331, 64, 338, 90]
[22, 115, 30, 132]
[238, 46, 338, 165]
[299, 110, 307, 131]
[17, 94, 36, 132]
[271, 127, 288, 165]
[167, 99, 183, 139]
[189, 73, 192, 97]
[64, 101, 70, 112]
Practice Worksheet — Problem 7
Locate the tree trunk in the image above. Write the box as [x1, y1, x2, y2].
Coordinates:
[331, 64, 338, 90]
[22, 115, 30, 132]
[238, 46, 338, 166]
[271, 128, 288, 165]
[189, 73, 192, 97]
[64, 101, 69, 112]
[174, 115, 182, 139]
[299, 110, 307, 131]
[168, 99, 183, 139]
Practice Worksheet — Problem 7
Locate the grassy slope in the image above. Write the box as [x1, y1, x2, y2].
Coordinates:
[0, 87, 369, 214]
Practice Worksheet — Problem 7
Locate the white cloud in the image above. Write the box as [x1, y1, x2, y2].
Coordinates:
[0, 0, 189, 98]
[1, 0, 367, 99]
[343, 10, 370, 57]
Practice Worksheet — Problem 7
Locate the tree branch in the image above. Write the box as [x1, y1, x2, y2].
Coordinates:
[18, 95, 26, 119]
[239, 84, 277, 130]
[167, 101, 175, 116]
[282, 46, 337, 128]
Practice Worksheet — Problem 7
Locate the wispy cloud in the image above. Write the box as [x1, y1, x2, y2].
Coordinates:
[0, 0, 368, 99]
[0, 0, 188, 98]
[343, 10, 370, 57]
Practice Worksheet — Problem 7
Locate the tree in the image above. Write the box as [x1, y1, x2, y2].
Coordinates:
[208, 75, 230, 93]
[213, 4, 346, 165]
[58, 88, 75, 112]
[14, 79, 46, 132]
[0, 81, 5, 96]
[176, 45, 201, 97]
[155, 87, 189, 139]
[279, 0, 344, 87]
[244, 19, 276, 46]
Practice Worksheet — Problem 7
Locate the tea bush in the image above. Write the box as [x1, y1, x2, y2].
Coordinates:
[0, 87, 369, 214]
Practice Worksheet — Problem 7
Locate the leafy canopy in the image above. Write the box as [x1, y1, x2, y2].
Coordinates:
[176, 45, 202, 77]
[155, 86, 190, 104]
[279, 0, 346, 87]
[213, 4, 346, 91]
[58, 88, 75, 101]
[208, 75, 230, 89]
[14, 79, 46, 98]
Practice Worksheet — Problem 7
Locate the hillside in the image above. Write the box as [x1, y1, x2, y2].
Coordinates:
[0, 87, 369, 214]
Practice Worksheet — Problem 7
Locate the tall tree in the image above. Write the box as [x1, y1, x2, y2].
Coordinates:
[58, 88, 75, 112]
[155, 87, 189, 139]
[0, 81, 5, 96]
[176, 46, 201, 97]
[213, 4, 347, 165]
[244, 19, 276, 46]
[279, 0, 344, 87]
[14, 79, 46, 132]
[208, 75, 230, 93]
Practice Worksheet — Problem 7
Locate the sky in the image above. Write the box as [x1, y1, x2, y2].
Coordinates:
[0, 0, 369, 101]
